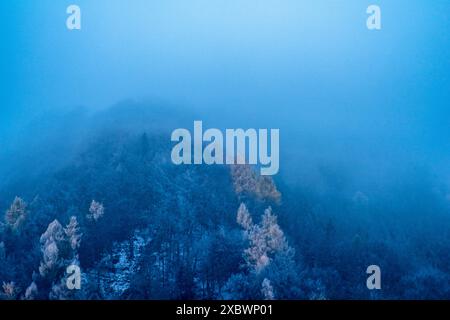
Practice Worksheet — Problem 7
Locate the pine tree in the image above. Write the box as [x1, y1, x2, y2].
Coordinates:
[240, 206, 292, 273]
[65, 216, 82, 250]
[4, 197, 27, 231]
[261, 207, 289, 253]
[237, 203, 253, 231]
[261, 278, 274, 300]
[228, 204, 301, 299]
[38, 218, 84, 299]
[24, 282, 38, 300]
[1, 281, 19, 300]
[245, 223, 270, 273]
[39, 220, 65, 277]
[39, 218, 80, 277]
[87, 200, 104, 222]
[230, 165, 281, 202]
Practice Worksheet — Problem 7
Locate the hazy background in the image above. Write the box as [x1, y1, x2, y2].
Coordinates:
[1, 0, 449, 202]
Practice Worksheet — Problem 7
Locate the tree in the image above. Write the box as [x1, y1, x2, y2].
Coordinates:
[1, 282, 19, 300]
[87, 200, 104, 222]
[39, 220, 66, 277]
[261, 278, 274, 300]
[24, 282, 38, 300]
[65, 216, 82, 250]
[37, 217, 83, 299]
[237, 203, 252, 231]
[260, 207, 289, 254]
[4, 197, 27, 231]
[242, 206, 290, 273]
[227, 204, 301, 299]
[230, 165, 281, 203]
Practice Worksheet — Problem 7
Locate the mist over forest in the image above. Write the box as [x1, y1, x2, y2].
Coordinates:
[1, 1, 449, 299]
[0, 101, 449, 300]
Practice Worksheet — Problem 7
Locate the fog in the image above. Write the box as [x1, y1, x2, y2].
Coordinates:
[1, 0, 449, 216]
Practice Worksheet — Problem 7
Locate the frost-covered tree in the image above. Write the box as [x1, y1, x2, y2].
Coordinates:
[24, 282, 38, 300]
[37, 217, 83, 299]
[65, 216, 82, 250]
[87, 200, 104, 222]
[1, 281, 19, 300]
[39, 220, 66, 277]
[237, 203, 252, 231]
[245, 225, 270, 273]
[261, 207, 289, 253]
[230, 165, 281, 202]
[241, 206, 290, 273]
[226, 204, 301, 299]
[261, 278, 274, 300]
[4, 197, 27, 231]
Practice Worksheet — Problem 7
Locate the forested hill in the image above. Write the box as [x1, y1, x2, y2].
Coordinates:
[0, 103, 449, 300]
[0, 103, 297, 299]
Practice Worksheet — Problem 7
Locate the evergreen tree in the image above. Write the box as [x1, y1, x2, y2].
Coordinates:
[87, 200, 104, 222]
[261, 278, 274, 300]
[37, 218, 83, 299]
[65, 216, 82, 251]
[1, 281, 19, 300]
[24, 282, 38, 300]
[226, 204, 301, 299]
[39, 220, 66, 277]
[5, 197, 27, 231]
